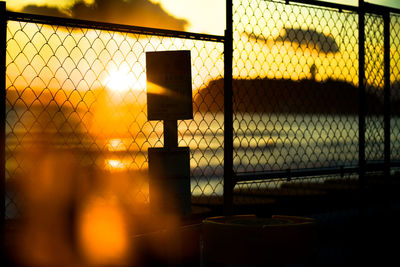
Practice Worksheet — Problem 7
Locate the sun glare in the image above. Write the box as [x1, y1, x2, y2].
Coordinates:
[105, 159, 130, 172]
[107, 138, 126, 152]
[104, 66, 135, 93]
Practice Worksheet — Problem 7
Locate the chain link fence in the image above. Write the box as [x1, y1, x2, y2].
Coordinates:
[365, 13, 384, 163]
[231, 0, 400, 206]
[391, 13, 400, 162]
[3, 1, 400, 219]
[232, 0, 359, 175]
[4, 13, 225, 218]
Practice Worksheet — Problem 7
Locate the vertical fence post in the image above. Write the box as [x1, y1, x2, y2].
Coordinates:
[358, 0, 366, 189]
[224, 0, 233, 215]
[0, 0, 6, 256]
[383, 11, 391, 178]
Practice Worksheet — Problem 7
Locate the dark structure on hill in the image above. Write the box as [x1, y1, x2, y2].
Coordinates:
[194, 78, 387, 114]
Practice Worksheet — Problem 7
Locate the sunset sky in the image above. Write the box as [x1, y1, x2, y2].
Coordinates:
[4, 0, 400, 35]
[4, 0, 400, 91]
[5, 3, 399, 263]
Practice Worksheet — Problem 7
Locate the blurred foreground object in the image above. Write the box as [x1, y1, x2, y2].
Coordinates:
[7, 130, 134, 266]
[10, 133, 86, 267]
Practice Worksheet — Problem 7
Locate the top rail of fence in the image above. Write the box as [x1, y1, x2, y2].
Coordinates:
[5, 10, 225, 43]
[283, 0, 400, 14]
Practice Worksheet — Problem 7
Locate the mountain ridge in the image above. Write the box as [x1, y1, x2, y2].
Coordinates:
[194, 78, 393, 114]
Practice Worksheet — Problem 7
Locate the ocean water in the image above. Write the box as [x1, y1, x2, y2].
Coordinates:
[5, 110, 400, 217]
[190, 113, 400, 196]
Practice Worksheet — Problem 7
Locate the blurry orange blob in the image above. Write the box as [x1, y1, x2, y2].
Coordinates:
[77, 196, 130, 265]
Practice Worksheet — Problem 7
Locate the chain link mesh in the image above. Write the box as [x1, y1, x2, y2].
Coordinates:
[5, 19, 224, 218]
[391, 13, 400, 162]
[232, 0, 400, 200]
[232, 0, 359, 177]
[365, 13, 384, 163]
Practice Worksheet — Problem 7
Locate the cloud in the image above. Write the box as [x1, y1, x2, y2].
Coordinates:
[20, 5, 69, 18]
[248, 27, 339, 54]
[20, 0, 188, 31]
[277, 28, 339, 54]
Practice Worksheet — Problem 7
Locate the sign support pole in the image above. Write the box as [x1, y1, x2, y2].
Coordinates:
[164, 120, 178, 149]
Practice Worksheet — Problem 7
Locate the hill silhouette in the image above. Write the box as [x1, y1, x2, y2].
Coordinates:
[194, 78, 386, 114]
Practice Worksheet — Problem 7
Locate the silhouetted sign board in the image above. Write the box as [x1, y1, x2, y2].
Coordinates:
[146, 50, 193, 120]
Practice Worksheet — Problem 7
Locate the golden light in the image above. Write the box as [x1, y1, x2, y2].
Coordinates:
[147, 81, 172, 96]
[77, 196, 129, 265]
[105, 159, 129, 171]
[107, 138, 127, 152]
[104, 66, 135, 93]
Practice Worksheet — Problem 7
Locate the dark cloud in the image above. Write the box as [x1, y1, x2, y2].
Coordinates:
[248, 28, 339, 54]
[21, 0, 188, 31]
[278, 28, 339, 53]
[21, 5, 69, 18]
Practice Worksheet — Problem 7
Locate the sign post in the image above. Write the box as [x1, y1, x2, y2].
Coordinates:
[146, 50, 193, 216]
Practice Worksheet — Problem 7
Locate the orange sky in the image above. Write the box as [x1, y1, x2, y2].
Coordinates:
[4, 0, 400, 86]
[5, 0, 400, 35]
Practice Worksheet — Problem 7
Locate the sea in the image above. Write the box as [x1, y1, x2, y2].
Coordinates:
[5, 110, 400, 217]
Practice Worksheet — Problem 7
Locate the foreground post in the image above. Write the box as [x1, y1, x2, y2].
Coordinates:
[383, 11, 391, 178]
[0, 1, 7, 246]
[358, 0, 366, 188]
[224, 0, 234, 216]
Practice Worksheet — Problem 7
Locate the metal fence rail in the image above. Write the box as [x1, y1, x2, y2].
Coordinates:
[3, 10, 225, 218]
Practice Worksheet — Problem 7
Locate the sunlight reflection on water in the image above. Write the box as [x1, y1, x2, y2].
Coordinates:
[6, 112, 400, 203]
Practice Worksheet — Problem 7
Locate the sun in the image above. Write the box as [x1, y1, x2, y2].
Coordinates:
[104, 66, 135, 93]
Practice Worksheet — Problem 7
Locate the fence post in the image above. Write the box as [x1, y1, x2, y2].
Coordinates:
[358, 0, 366, 189]
[224, 0, 234, 216]
[383, 11, 391, 178]
[0, 0, 6, 258]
